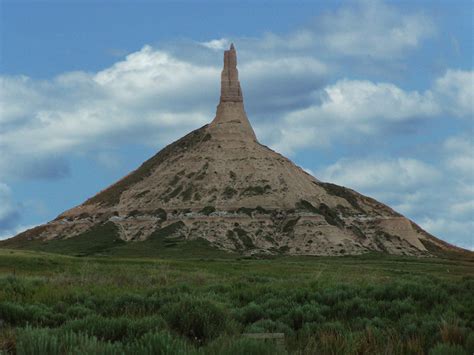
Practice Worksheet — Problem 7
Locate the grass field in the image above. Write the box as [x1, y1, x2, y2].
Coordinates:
[0, 247, 473, 354]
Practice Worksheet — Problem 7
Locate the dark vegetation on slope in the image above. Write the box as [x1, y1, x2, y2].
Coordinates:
[0, 250, 473, 354]
[318, 183, 362, 210]
[83, 125, 211, 207]
[0, 223, 123, 256]
[296, 200, 344, 227]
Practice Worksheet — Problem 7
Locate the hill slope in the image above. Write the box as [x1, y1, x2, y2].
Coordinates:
[1, 44, 467, 257]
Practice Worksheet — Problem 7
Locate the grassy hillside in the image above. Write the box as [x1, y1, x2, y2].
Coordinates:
[0, 248, 473, 354]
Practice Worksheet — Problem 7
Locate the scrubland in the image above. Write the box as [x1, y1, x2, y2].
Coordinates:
[0, 249, 472, 354]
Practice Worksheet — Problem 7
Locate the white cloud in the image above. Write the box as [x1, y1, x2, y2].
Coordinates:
[443, 135, 474, 177]
[319, 0, 435, 58]
[199, 38, 230, 51]
[0, 46, 220, 181]
[434, 69, 474, 118]
[318, 158, 439, 192]
[256, 0, 435, 59]
[265, 69, 473, 155]
[268, 79, 440, 154]
[289, 79, 439, 125]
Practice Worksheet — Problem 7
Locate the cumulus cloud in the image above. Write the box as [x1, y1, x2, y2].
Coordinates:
[434, 69, 474, 118]
[318, 0, 435, 58]
[199, 38, 230, 51]
[266, 69, 472, 155]
[318, 158, 440, 192]
[443, 135, 474, 177]
[256, 0, 435, 59]
[0, 46, 219, 181]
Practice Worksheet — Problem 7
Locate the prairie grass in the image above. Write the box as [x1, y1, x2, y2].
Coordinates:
[0, 249, 472, 354]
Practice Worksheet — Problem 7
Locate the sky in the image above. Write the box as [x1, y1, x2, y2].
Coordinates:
[0, 0, 473, 250]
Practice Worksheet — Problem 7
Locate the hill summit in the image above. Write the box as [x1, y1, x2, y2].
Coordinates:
[3, 44, 463, 257]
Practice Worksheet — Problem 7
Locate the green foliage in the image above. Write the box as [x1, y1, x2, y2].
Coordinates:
[282, 218, 300, 234]
[168, 185, 183, 199]
[465, 332, 474, 353]
[15, 222, 124, 256]
[222, 186, 237, 199]
[181, 185, 195, 201]
[318, 182, 361, 210]
[237, 302, 265, 324]
[295, 200, 319, 213]
[15, 327, 193, 355]
[295, 200, 344, 227]
[233, 228, 254, 249]
[205, 336, 285, 355]
[164, 296, 229, 344]
[63, 315, 166, 342]
[154, 208, 167, 220]
[0, 249, 473, 354]
[200, 206, 216, 216]
[240, 185, 271, 196]
[429, 343, 468, 355]
[317, 203, 344, 227]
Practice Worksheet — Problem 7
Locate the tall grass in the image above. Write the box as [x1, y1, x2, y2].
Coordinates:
[0, 250, 472, 354]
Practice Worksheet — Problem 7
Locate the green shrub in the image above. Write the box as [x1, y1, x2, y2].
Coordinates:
[465, 332, 474, 353]
[205, 336, 285, 355]
[63, 315, 166, 342]
[16, 326, 123, 355]
[107, 293, 155, 316]
[234, 228, 254, 249]
[240, 185, 271, 197]
[223, 187, 237, 199]
[237, 302, 265, 324]
[429, 343, 468, 355]
[245, 319, 293, 336]
[303, 330, 352, 355]
[128, 331, 194, 354]
[200, 206, 216, 216]
[0, 276, 44, 301]
[164, 297, 228, 344]
[0, 302, 27, 325]
[65, 304, 94, 319]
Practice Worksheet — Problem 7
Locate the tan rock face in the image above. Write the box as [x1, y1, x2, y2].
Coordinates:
[4, 44, 464, 257]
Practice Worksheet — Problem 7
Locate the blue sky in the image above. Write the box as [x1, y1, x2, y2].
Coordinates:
[0, 0, 473, 249]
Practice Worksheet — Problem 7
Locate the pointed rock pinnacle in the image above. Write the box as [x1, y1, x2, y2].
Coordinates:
[220, 43, 243, 103]
[211, 44, 257, 142]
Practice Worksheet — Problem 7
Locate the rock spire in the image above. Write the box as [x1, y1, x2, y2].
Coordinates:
[210, 43, 257, 142]
[220, 43, 243, 103]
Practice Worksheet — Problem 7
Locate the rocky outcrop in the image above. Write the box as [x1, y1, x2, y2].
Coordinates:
[220, 43, 243, 103]
[2, 44, 467, 257]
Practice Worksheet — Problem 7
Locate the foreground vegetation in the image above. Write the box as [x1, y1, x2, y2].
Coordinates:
[0, 248, 473, 354]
